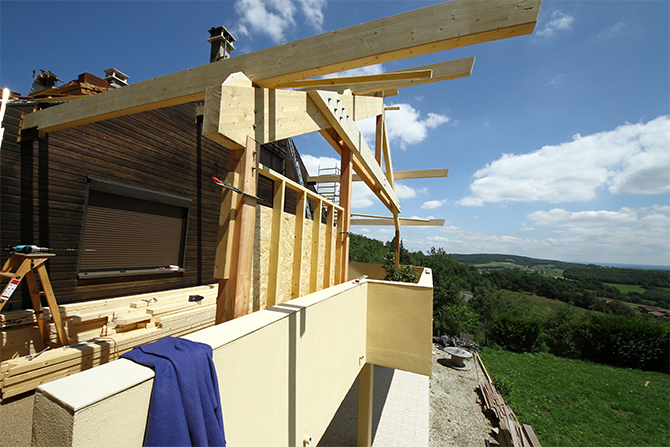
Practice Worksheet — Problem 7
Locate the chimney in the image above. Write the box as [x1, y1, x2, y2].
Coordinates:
[208, 26, 235, 63]
[103, 68, 129, 88]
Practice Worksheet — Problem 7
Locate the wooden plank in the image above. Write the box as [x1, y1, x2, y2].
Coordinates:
[523, 425, 542, 447]
[22, 0, 541, 133]
[272, 70, 432, 89]
[267, 179, 285, 307]
[203, 84, 384, 149]
[292, 191, 307, 299]
[307, 168, 450, 183]
[310, 199, 323, 293]
[350, 218, 445, 226]
[309, 90, 400, 214]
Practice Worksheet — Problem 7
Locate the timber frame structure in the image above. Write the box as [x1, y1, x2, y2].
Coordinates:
[20, 0, 541, 324]
[2, 1, 542, 446]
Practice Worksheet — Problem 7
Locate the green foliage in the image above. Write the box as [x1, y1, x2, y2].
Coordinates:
[450, 253, 590, 271]
[381, 253, 418, 283]
[542, 304, 583, 358]
[564, 266, 670, 288]
[348, 233, 389, 264]
[480, 348, 670, 447]
[490, 313, 543, 353]
[572, 313, 670, 373]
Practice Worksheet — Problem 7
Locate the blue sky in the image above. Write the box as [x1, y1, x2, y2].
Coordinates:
[1, 0, 668, 266]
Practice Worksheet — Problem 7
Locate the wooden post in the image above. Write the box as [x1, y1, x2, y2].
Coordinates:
[324, 204, 334, 288]
[215, 136, 259, 324]
[267, 179, 285, 307]
[357, 363, 374, 447]
[292, 191, 307, 298]
[339, 145, 353, 283]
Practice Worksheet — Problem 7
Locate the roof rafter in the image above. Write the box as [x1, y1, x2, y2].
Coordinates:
[22, 0, 541, 133]
[307, 168, 450, 184]
[298, 58, 475, 95]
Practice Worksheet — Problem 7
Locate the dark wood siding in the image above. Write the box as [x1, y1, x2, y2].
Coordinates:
[1, 102, 227, 309]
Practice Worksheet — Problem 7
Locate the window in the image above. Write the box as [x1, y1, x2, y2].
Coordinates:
[78, 176, 190, 279]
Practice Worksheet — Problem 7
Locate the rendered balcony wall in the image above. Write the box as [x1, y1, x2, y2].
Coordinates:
[32, 269, 432, 447]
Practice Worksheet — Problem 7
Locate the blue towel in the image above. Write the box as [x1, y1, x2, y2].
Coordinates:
[121, 337, 226, 447]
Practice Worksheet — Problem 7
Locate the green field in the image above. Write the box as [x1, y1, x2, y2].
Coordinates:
[523, 292, 591, 316]
[604, 282, 646, 294]
[480, 348, 670, 447]
[475, 261, 564, 277]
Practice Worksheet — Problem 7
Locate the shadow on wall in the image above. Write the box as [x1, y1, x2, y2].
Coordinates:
[319, 365, 394, 446]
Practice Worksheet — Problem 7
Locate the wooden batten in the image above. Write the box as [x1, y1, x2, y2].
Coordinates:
[310, 199, 323, 293]
[292, 191, 307, 299]
[267, 179, 285, 308]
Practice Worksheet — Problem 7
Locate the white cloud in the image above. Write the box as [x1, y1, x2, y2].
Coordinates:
[403, 217, 670, 267]
[598, 22, 626, 41]
[323, 64, 384, 79]
[234, 0, 326, 43]
[301, 154, 339, 176]
[527, 207, 638, 227]
[351, 182, 375, 209]
[537, 10, 575, 38]
[359, 103, 450, 150]
[421, 199, 448, 210]
[296, 0, 326, 29]
[395, 182, 427, 200]
[458, 116, 670, 206]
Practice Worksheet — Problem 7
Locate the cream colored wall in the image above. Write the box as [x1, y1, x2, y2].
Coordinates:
[31, 273, 432, 447]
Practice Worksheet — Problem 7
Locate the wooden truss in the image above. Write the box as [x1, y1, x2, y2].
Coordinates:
[20, 0, 542, 321]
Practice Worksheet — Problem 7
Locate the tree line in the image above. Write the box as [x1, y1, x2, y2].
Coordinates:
[349, 234, 670, 373]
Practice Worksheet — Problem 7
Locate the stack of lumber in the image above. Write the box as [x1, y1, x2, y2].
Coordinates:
[474, 352, 542, 447]
[0, 284, 217, 399]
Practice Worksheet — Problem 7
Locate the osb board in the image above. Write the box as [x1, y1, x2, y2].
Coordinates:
[252, 205, 337, 313]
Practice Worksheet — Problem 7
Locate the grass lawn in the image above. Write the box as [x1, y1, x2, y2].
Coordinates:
[479, 348, 670, 446]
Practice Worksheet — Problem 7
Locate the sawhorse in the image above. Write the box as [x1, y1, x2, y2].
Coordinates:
[0, 253, 69, 347]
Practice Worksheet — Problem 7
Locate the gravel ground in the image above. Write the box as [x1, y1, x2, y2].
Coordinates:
[430, 344, 499, 447]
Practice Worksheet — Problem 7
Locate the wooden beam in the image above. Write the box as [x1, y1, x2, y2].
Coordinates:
[317, 127, 393, 211]
[351, 218, 445, 226]
[271, 70, 432, 89]
[215, 137, 259, 323]
[339, 147, 353, 284]
[309, 90, 400, 214]
[22, 0, 541, 133]
[301, 58, 475, 95]
[308, 168, 450, 184]
[203, 82, 383, 149]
